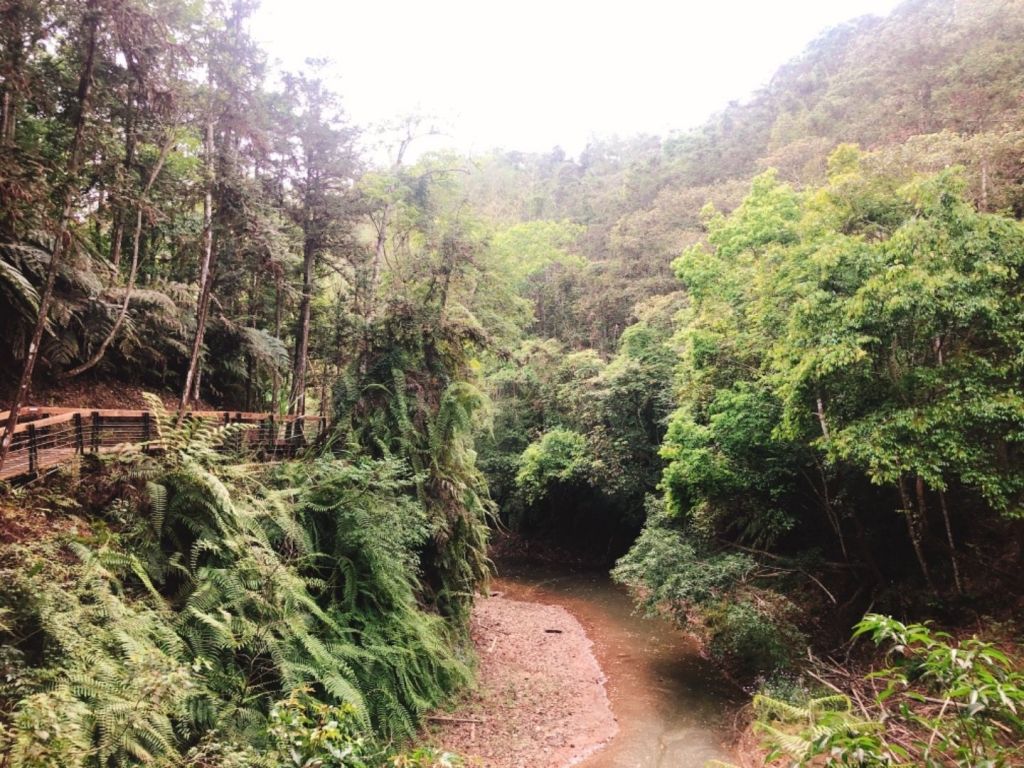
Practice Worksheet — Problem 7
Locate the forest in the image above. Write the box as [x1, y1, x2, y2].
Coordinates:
[2, 0, 1024, 765]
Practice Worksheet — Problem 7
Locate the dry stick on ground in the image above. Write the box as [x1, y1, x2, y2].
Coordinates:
[804, 667, 872, 719]
[64, 129, 177, 379]
[0, 0, 100, 473]
[804, 650, 879, 728]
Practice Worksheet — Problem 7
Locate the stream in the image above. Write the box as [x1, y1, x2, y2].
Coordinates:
[495, 565, 741, 768]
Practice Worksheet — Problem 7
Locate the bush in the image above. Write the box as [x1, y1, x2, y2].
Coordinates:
[736, 614, 1024, 767]
[0, 411, 474, 766]
[612, 498, 756, 622]
[613, 499, 805, 676]
[704, 600, 805, 677]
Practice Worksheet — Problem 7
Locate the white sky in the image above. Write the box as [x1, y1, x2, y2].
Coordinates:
[252, 0, 903, 158]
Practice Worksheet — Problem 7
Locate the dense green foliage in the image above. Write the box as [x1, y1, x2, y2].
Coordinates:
[0, 403, 469, 765]
[613, 153, 1024, 674]
[479, 309, 677, 547]
[739, 615, 1024, 767]
[465, 1, 1024, 582]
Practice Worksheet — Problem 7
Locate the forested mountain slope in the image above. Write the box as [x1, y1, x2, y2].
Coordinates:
[459, 0, 1024, 352]
[475, 0, 1024, 685]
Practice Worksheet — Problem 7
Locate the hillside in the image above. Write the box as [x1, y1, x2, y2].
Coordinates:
[456, 0, 1024, 352]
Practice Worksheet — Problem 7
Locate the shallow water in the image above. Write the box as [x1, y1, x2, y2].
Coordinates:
[495, 565, 740, 768]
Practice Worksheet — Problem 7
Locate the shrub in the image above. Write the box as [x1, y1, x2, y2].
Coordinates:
[736, 614, 1024, 767]
[0, 411, 474, 765]
[704, 600, 805, 677]
[613, 499, 805, 676]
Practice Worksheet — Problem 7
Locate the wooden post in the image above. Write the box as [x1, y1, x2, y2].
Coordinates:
[142, 411, 151, 442]
[27, 423, 38, 474]
[74, 412, 84, 454]
[91, 411, 101, 452]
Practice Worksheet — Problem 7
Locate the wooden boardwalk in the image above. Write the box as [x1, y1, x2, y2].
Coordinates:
[0, 406, 325, 481]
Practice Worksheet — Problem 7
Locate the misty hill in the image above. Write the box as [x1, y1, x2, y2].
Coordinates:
[463, 0, 1024, 350]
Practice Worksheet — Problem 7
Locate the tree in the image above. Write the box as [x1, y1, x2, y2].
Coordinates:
[1, 0, 101, 471]
[283, 66, 357, 422]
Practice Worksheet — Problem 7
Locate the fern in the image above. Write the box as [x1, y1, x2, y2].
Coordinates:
[2, 380, 478, 765]
[146, 481, 168, 535]
[751, 693, 889, 766]
[0, 250, 41, 318]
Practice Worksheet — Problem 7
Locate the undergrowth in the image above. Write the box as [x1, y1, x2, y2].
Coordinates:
[715, 615, 1024, 768]
[0, 397, 473, 766]
[612, 498, 806, 677]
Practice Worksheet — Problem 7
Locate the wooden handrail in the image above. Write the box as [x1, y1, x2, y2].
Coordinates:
[3, 407, 326, 432]
[11, 412, 79, 433]
[1, 405, 329, 481]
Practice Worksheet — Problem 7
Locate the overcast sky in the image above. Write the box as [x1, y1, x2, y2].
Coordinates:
[252, 0, 902, 158]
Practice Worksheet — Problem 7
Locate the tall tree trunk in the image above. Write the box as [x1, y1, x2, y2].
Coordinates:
[899, 475, 936, 592]
[64, 131, 175, 379]
[366, 127, 413, 322]
[810, 395, 848, 560]
[110, 91, 137, 269]
[0, 4, 25, 145]
[271, 276, 282, 415]
[318, 358, 329, 430]
[815, 391, 831, 441]
[0, 0, 100, 472]
[938, 489, 964, 594]
[289, 233, 314, 419]
[368, 206, 388, 321]
[815, 462, 848, 561]
[0, 88, 10, 144]
[929, 332, 962, 593]
[436, 236, 456, 319]
[245, 271, 257, 412]
[178, 117, 216, 416]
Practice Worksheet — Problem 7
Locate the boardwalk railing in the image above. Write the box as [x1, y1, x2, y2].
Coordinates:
[0, 406, 326, 481]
